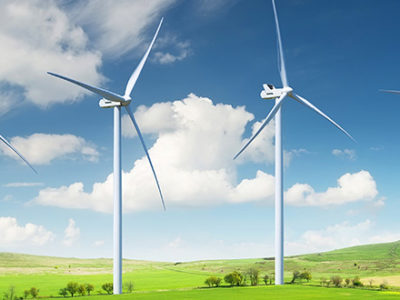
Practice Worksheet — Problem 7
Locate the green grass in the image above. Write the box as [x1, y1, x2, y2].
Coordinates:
[1, 240, 400, 299]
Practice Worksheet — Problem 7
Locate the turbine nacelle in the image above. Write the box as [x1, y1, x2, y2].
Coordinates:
[260, 84, 293, 99]
[99, 98, 131, 108]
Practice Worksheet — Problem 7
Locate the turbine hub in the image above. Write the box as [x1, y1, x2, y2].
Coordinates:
[99, 98, 131, 108]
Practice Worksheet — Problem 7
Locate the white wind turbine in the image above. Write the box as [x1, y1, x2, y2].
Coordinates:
[0, 135, 37, 174]
[234, 0, 354, 285]
[47, 19, 165, 294]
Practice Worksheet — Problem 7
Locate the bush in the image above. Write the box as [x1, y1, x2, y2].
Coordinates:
[352, 276, 363, 287]
[246, 268, 259, 286]
[66, 282, 79, 297]
[300, 271, 312, 282]
[330, 276, 342, 287]
[77, 284, 86, 296]
[263, 274, 270, 285]
[380, 281, 389, 290]
[29, 288, 39, 299]
[3, 286, 17, 300]
[205, 276, 222, 287]
[124, 281, 134, 293]
[224, 271, 244, 286]
[344, 278, 351, 286]
[23, 290, 30, 299]
[58, 288, 68, 298]
[102, 283, 113, 295]
[291, 271, 301, 283]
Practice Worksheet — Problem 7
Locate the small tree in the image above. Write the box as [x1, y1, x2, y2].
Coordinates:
[59, 288, 68, 298]
[29, 288, 39, 299]
[300, 271, 312, 282]
[205, 276, 222, 287]
[102, 283, 113, 295]
[352, 276, 363, 287]
[66, 282, 79, 297]
[291, 270, 301, 283]
[344, 278, 351, 286]
[246, 268, 260, 286]
[369, 279, 374, 288]
[123, 282, 133, 293]
[85, 283, 94, 296]
[380, 281, 389, 290]
[224, 271, 244, 286]
[263, 274, 270, 285]
[23, 290, 30, 299]
[331, 276, 342, 287]
[77, 284, 86, 296]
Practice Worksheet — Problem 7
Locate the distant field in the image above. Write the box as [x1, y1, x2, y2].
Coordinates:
[1, 241, 400, 299]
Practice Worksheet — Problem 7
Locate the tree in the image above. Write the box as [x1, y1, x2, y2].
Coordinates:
[29, 288, 39, 299]
[352, 276, 363, 287]
[66, 282, 79, 297]
[205, 276, 222, 287]
[77, 285, 86, 296]
[246, 268, 259, 286]
[23, 290, 30, 299]
[380, 281, 389, 290]
[300, 271, 312, 282]
[85, 283, 94, 296]
[224, 271, 244, 286]
[263, 274, 270, 285]
[102, 283, 113, 295]
[58, 288, 68, 298]
[123, 282, 133, 293]
[291, 271, 301, 283]
[344, 278, 351, 286]
[330, 276, 342, 287]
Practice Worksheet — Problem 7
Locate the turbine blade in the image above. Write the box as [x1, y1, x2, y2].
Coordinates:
[290, 93, 356, 142]
[124, 105, 166, 210]
[380, 89, 400, 95]
[234, 93, 287, 160]
[0, 134, 37, 174]
[272, 0, 288, 87]
[47, 72, 125, 103]
[124, 18, 163, 98]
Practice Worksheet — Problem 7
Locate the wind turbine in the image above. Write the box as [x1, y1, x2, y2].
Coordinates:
[234, 0, 354, 285]
[47, 19, 165, 294]
[0, 134, 37, 174]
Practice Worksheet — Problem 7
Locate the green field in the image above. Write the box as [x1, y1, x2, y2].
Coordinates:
[1, 241, 400, 299]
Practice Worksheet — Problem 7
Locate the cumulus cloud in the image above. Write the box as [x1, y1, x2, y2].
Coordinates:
[0, 0, 102, 108]
[63, 218, 80, 246]
[332, 148, 356, 160]
[33, 94, 380, 213]
[286, 220, 400, 255]
[285, 170, 378, 206]
[0, 133, 99, 165]
[0, 217, 54, 247]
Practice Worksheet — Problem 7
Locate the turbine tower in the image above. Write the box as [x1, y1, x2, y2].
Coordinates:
[0, 135, 37, 174]
[234, 1, 354, 285]
[48, 19, 165, 294]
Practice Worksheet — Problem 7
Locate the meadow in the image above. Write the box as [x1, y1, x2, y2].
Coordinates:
[1, 241, 400, 299]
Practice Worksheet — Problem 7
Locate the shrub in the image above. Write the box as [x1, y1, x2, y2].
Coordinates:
[291, 270, 301, 283]
[330, 276, 342, 287]
[205, 276, 222, 287]
[58, 288, 68, 298]
[352, 276, 363, 287]
[300, 271, 312, 282]
[224, 271, 244, 286]
[23, 290, 30, 299]
[263, 274, 270, 285]
[124, 281, 134, 293]
[344, 278, 351, 286]
[246, 268, 260, 286]
[3, 286, 17, 300]
[66, 282, 79, 297]
[380, 281, 389, 290]
[102, 283, 113, 295]
[29, 288, 39, 299]
[85, 283, 94, 295]
[320, 277, 327, 286]
[77, 284, 86, 296]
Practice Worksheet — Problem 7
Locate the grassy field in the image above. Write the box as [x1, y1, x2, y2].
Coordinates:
[1, 241, 400, 299]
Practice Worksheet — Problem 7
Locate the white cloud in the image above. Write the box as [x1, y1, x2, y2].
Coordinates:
[63, 218, 80, 246]
[33, 94, 380, 212]
[0, 217, 54, 247]
[69, 0, 176, 57]
[285, 170, 378, 206]
[286, 220, 400, 255]
[153, 40, 191, 64]
[0, 133, 99, 165]
[4, 182, 44, 188]
[0, 0, 102, 108]
[94, 240, 104, 247]
[332, 148, 356, 160]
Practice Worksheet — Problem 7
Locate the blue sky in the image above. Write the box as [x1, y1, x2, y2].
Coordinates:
[1, 0, 400, 261]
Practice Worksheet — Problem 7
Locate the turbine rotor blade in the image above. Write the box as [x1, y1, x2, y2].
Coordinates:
[290, 93, 356, 142]
[0, 134, 37, 174]
[380, 89, 400, 95]
[124, 18, 163, 99]
[234, 93, 287, 160]
[124, 105, 166, 210]
[272, 0, 288, 87]
[47, 72, 126, 103]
